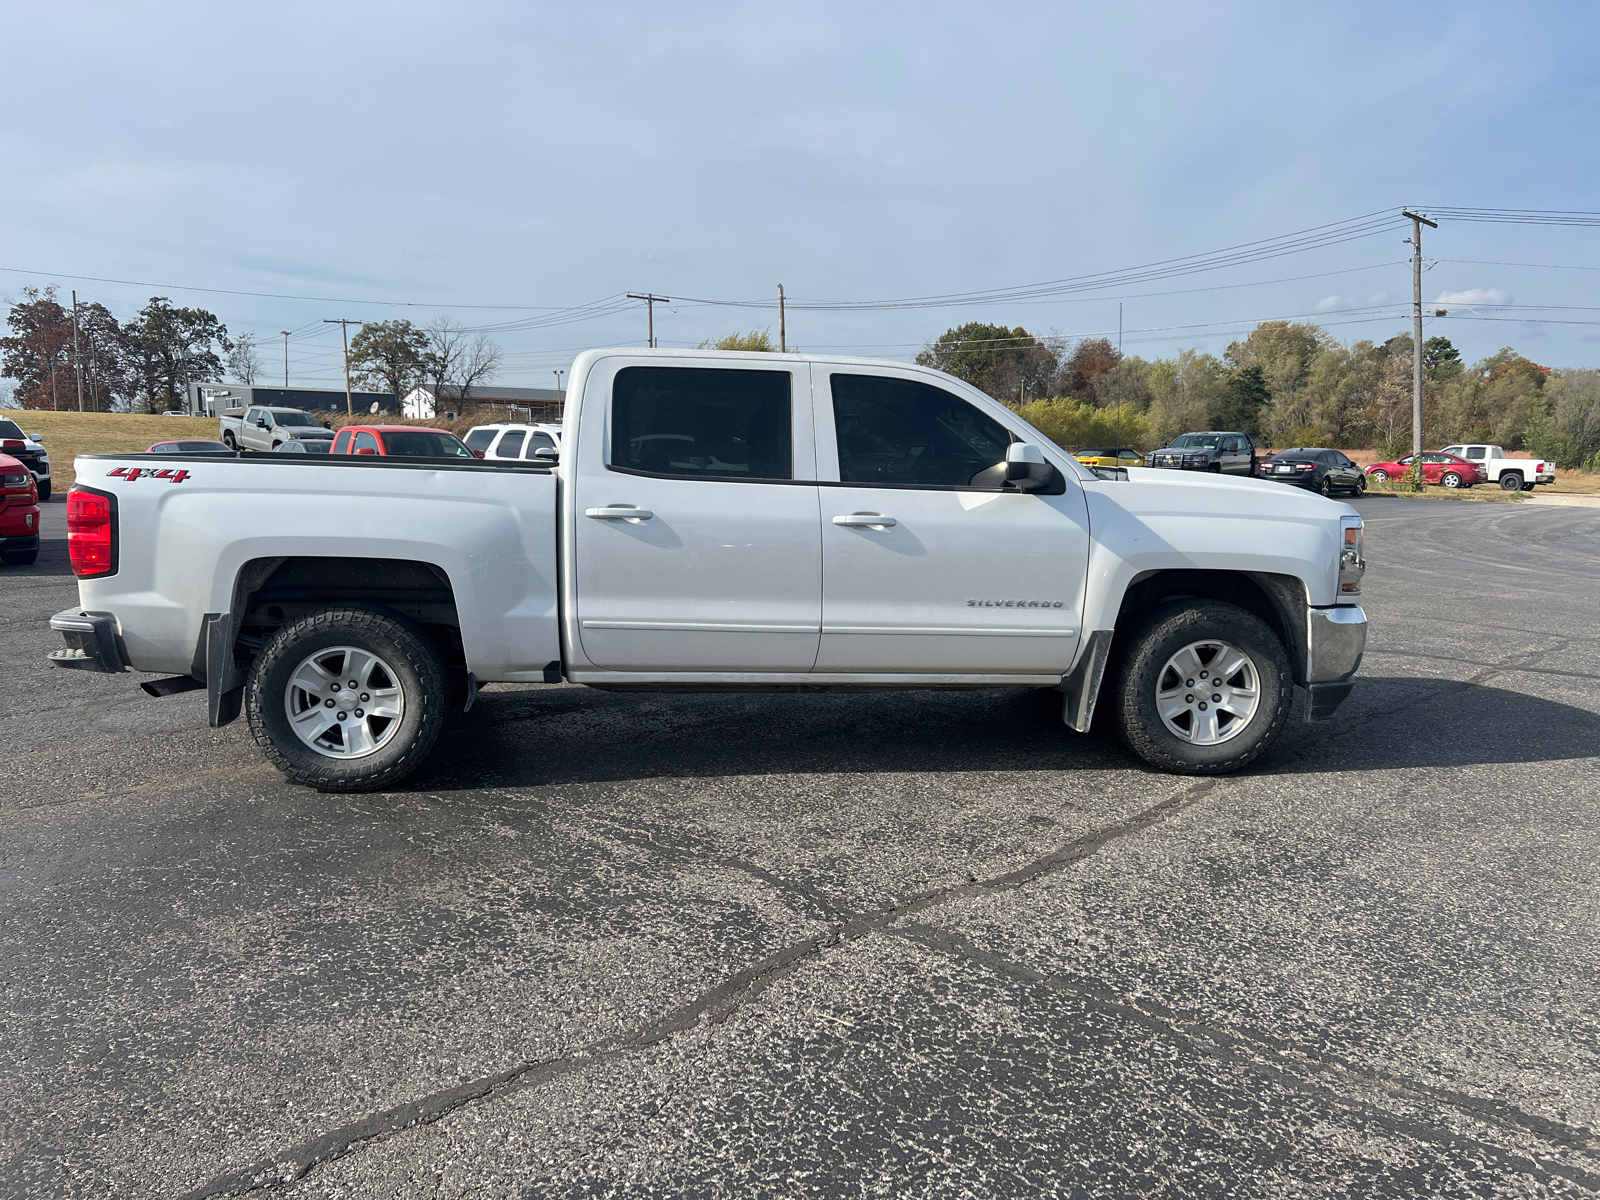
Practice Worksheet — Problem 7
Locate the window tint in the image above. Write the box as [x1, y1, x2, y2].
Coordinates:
[352, 431, 380, 453]
[464, 428, 497, 451]
[831, 374, 1011, 488]
[245, 408, 261, 423]
[332, 430, 351, 454]
[382, 432, 472, 457]
[1465, 447, 1485, 459]
[611, 366, 792, 480]
[494, 431, 526, 458]
[526, 432, 556, 456]
[0, 420, 24, 440]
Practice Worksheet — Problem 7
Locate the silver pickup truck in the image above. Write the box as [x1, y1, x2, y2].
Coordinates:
[218, 406, 336, 453]
[49, 348, 1367, 792]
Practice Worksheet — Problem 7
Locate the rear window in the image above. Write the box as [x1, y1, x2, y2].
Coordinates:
[611, 366, 792, 480]
[494, 432, 526, 458]
[380, 432, 472, 457]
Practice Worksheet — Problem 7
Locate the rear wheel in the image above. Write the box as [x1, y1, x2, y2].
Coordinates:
[1499, 472, 1523, 492]
[246, 605, 447, 792]
[1109, 601, 1293, 774]
[1352, 474, 1367, 496]
[222, 431, 237, 450]
[1442, 472, 1464, 489]
[1319, 475, 1334, 496]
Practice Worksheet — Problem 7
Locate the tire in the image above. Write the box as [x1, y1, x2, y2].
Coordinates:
[1499, 473, 1523, 492]
[1442, 472, 1463, 489]
[222, 431, 237, 450]
[246, 606, 447, 792]
[1, 547, 38, 566]
[37, 479, 50, 502]
[1352, 474, 1366, 496]
[1369, 469, 1389, 483]
[1319, 475, 1334, 496]
[1108, 600, 1293, 775]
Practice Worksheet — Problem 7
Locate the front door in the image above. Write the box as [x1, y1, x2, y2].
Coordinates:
[572, 359, 821, 672]
[812, 367, 1090, 675]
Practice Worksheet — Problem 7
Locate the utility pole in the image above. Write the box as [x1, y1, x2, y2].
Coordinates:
[72, 291, 85, 412]
[1402, 210, 1438, 460]
[553, 369, 565, 410]
[626, 294, 669, 348]
[281, 331, 292, 386]
[324, 319, 361, 415]
[1116, 302, 1124, 448]
[778, 284, 786, 352]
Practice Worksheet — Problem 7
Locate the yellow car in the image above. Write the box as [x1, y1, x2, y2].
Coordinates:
[1074, 447, 1145, 469]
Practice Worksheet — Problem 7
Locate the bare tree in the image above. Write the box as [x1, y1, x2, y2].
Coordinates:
[424, 317, 466, 402]
[227, 332, 262, 384]
[456, 333, 502, 401]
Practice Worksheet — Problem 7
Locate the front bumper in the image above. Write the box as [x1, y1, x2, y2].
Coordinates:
[1, 532, 39, 552]
[48, 608, 127, 673]
[1304, 604, 1366, 721]
[1150, 453, 1211, 470]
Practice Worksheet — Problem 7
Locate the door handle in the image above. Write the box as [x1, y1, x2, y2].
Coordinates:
[832, 513, 896, 528]
[586, 506, 653, 521]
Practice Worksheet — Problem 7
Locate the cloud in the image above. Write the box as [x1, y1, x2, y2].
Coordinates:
[1435, 287, 1511, 306]
[1368, 291, 1388, 305]
[1315, 295, 1343, 311]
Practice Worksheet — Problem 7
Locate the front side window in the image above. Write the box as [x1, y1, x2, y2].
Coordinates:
[611, 366, 792, 480]
[274, 411, 317, 428]
[381, 432, 471, 457]
[831, 374, 1011, 488]
[527, 433, 556, 456]
[352, 431, 380, 453]
[495, 431, 526, 459]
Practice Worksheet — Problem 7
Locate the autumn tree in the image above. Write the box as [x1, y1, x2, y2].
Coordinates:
[1061, 337, 1122, 400]
[700, 330, 773, 351]
[349, 320, 431, 400]
[917, 322, 1061, 403]
[1, 286, 75, 409]
[125, 297, 230, 412]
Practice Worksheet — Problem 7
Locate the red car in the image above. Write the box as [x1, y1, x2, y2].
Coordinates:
[0, 451, 41, 565]
[329, 425, 474, 458]
[1365, 452, 1487, 489]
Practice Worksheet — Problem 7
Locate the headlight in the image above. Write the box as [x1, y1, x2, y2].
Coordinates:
[2, 473, 30, 487]
[1339, 516, 1365, 596]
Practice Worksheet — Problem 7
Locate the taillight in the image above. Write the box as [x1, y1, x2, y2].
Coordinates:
[67, 487, 117, 577]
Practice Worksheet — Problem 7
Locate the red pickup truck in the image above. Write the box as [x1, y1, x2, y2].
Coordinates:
[328, 425, 474, 457]
[0, 451, 41, 565]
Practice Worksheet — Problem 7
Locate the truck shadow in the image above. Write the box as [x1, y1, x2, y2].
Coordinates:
[409, 674, 1599, 791]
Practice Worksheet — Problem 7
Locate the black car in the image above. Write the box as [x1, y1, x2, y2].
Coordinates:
[0, 417, 51, 500]
[1148, 431, 1257, 475]
[1263, 447, 1366, 496]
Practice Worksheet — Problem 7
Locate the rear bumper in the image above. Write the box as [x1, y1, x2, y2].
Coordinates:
[1303, 604, 1366, 721]
[47, 608, 127, 673]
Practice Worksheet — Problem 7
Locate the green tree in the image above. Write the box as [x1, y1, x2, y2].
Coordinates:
[699, 329, 774, 351]
[1423, 335, 1462, 381]
[917, 322, 1061, 403]
[1212, 363, 1270, 437]
[126, 297, 230, 412]
[1147, 350, 1225, 442]
[349, 320, 431, 401]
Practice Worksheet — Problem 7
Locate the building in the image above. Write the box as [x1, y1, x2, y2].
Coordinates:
[188, 383, 398, 418]
[401, 384, 564, 422]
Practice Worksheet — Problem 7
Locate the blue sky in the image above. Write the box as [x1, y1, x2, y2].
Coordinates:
[3, 0, 1599, 389]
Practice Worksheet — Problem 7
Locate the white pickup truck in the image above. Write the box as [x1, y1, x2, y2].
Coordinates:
[1438, 444, 1555, 492]
[47, 349, 1367, 790]
[218, 405, 336, 453]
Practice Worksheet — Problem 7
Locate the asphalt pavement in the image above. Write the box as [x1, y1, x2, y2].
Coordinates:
[3, 493, 1599, 1198]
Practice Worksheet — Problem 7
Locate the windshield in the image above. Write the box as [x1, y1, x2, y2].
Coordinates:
[1075, 448, 1112, 456]
[381, 431, 472, 457]
[273, 411, 319, 428]
[0, 420, 23, 440]
[1168, 433, 1222, 450]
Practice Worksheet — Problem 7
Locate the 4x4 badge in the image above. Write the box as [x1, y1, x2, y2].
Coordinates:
[108, 466, 189, 483]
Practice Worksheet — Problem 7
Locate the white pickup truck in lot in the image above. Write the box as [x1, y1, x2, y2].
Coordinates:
[218, 405, 336, 453]
[48, 349, 1367, 790]
[1438, 444, 1556, 492]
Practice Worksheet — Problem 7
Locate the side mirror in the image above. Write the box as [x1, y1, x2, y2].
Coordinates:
[256, 419, 269, 428]
[1004, 442, 1052, 491]
[28, 433, 42, 442]
[531, 447, 558, 461]
[354, 447, 378, 456]
[472, 449, 485, 459]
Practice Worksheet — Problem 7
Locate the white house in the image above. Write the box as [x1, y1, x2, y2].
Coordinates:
[401, 384, 564, 421]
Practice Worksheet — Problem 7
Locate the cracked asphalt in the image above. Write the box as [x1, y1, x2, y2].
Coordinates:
[3, 495, 1599, 1198]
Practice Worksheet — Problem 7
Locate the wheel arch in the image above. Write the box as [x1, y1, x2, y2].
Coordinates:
[1113, 568, 1309, 685]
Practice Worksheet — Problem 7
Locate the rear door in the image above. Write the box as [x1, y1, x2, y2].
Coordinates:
[812, 366, 1089, 675]
[571, 358, 821, 672]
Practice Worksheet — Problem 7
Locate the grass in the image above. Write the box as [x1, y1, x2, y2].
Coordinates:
[4, 411, 221, 489]
[1362, 478, 1526, 503]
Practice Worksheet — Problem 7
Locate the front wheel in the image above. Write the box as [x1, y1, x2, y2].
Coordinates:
[1369, 469, 1389, 483]
[1442, 472, 1463, 488]
[36, 479, 50, 501]
[246, 606, 448, 792]
[1109, 601, 1293, 774]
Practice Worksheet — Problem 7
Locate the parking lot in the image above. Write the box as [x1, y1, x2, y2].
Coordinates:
[3, 495, 1598, 1198]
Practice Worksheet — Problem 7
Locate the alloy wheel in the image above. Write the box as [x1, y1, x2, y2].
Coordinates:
[282, 645, 406, 758]
[1154, 639, 1261, 746]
